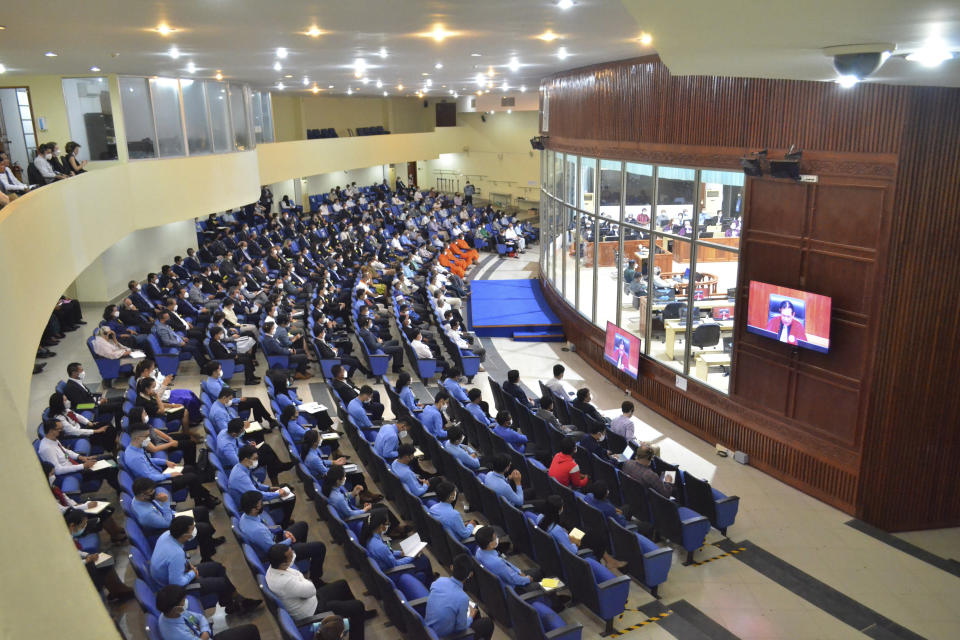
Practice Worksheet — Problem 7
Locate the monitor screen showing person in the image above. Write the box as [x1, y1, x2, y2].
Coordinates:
[604, 322, 642, 378]
[746, 281, 831, 353]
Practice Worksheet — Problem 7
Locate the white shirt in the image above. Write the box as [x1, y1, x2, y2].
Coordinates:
[447, 328, 469, 349]
[54, 412, 94, 438]
[0, 167, 27, 192]
[38, 438, 84, 475]
[265, 566, 317, 619]
[544, 378, 567, 398]
[504, 227, 519, 240]
[34, 155, 57, 179]
[411, 339, 434, 359]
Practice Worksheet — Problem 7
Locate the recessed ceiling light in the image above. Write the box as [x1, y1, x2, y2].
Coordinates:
[89, 66, 101, 72]
[557, 47, 569, 60]
[906, 41, 955, 67]
[508, 57, 520, 72]
[168, 46, 180, 59]
[475, 72, 485, 86]
[520, 85, 527, 92]
[303, 76, 310, 86]
[425, 78, 433, 87]
[305, 26, 324, 38]
[0, 64, 6, 74]
[361, 77, 370, 85]
[284, 74, 293, 78]
[376, 79, 383, 88]
[502, 80, 509, 91]
[273, 61, 282, 71]
[448, 89, 454, 95]
[0, 26, 6, 30]
[215, 71, 223, 80]
[435, 62, 443, 69]
[507, 109, 512, 114]
[277, 82, 285, 90]
[383, 91, 388, 96]
[397, 84, 404, 90]
[476, 90, 482, 95]
[557, 0, 574, 9]
[311, 85, 320, 94]
[328, 84, 334, 89]
[379, 47, 388, 59]
[276, 47, 288, 59]
[638, 32, 653, 46]
[453, 92, 459, 98]
[418, 23, 460, 43]
[537, 30, 559, 42]
[835, 74, 859, 88]
[347, 88, 353, 95]
[44, 51, 58, 57]
[471, 52, 482, 57]
[354, 58, 367, 78]
[155, 24, 177, 36]
[487, 66, 495, 77]
[186, 61, 196, 73]
[421, 72, 430, 76]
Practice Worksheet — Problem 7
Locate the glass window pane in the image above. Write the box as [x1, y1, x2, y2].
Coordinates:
[578, 214, 597, 322]
[625, 162, 654, 228]
[149, 78, 185, 157]
[61, 77, 118, 162]
[550, 199, 559, 285]
[596, 213, 620, 329]
[251, 91, 264, 143]
[688, 247, 737, 394]
[119, 77, 157, 159]
[599, 159, 622, 223]
[697, 169, 743, 248]
[580, 157, 596, 213]
[648, 235, 691, 373]
[564, 154, 577, 204]
[553, 151, 563, 197]
[228, 83, 251, 150]
[181, 79, 211, 155]
[545, 150, 554, 196]
[655, 166, 696, 236]
[563, 207, 577, 304]
[19, 105, 32, 120]
[205, 81, 231, 152]
[17, 89, 30, 106]
[260, 91, 274, 142]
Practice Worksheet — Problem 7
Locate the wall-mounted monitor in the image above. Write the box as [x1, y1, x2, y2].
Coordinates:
[746, 281, 832, 353]
[604, 322, 642, 378]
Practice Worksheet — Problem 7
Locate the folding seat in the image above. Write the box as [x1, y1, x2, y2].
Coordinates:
[500, 499, 534, 558]
[528, 523, 568, 582]
[477, 481, 506, 527]
[400, 598, 476, 640]
[505, 586, 583, 640]
[590, 456, 623, 506]
[647, 488, 710, 565]
[369, 562, 418, 631]
[147, 334, 183, 376]
[87, 336, 134, 385]
[257, 574, 332, 640]
[608, 519, 672, 598]
[527, 459, 555, 503]
[424, 513, 455, 569]
[681, 471, 739, 536]
[472, 561, 513, 626]
[558, 544, 631, 636]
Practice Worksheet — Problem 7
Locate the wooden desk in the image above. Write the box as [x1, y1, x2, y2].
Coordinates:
[695, 352, 731, 379]
[672, 236, 740, 262]
[662, 273, 719, 296]
[664, 319, 734, 360]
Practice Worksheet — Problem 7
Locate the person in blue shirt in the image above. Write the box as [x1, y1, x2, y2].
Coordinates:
[201, 362, 276, 428]
[482, 453, 525, 508]
[130, 477, 222, 560]
[502, 369, 538, 409]
[443, 426, 481, 471]
[216, 417, 291, 483]
[466, 388, 495, 426]
[583, 481, 631, 527]
[427, 481, 477, 548]
[124, 427, 219, 508]
[535, 495, 626, 574]
[238, 491, 326, 582]
[372, 416, 409, 461]
[280, 403, 311, 444]
[347, 386, 378, 441]
[227, 444, 295, 526]
[420, 391, 449, 440]
[390, 444, 437, 506]
[150, 515, 261, 615]
[492, 411, 528, 454]
[395, 372, 423, 414]
[441, 367, 470, 404]
[424, 554, 493, 640]
[321, 465, 371, 523]
[155, 584, 261, 640]
[473, 525, 541, 589]
[301, 428, 335, 478]
[359, 510, 433, 587]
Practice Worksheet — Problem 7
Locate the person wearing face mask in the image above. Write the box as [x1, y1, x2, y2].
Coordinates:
[425, 554, 493, 640]
[136, 376, 192, 432]
[371, 416, 411, 463]
[32, 143, 67, 184]
[572, 387, 609, 425]
[42, 462, 127, 543]
[440, 367, 470, 405]
[64, 509, 134, 601]
[64, 141, 87, 174]
[150, 515, 262, 615]
[227, 445, 296, 527]
[130, 477, 224, 561]
[465, 388, 495, 427]
[420, 391, 450, 441]
[442, 426, 482, 472]
[428, 481, 479, 549]
[359, 510, 434, 587]
[48, 391, 117, 454]
[48, 142, 72, 175]
[38, 420, 120, 490]
[266, 544, 373, 640]
[238, 491, 327, 582]
[124, 427, 220, 508]
[91, 325, 142, 364]
[203, 365, 276, 428]
[217, 417, 292, 483]
[492, 411, 529, 455]
[579, 422, 615, 460]
[155, 584, 261, 640]
[63, 361, 123, 426]
[130, 405, 199, 466]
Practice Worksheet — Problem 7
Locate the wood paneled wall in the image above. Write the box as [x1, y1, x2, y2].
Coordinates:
[540, 56, 960, 531]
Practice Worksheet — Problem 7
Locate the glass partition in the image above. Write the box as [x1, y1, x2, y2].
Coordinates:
[563, 208, 578, 306]
[227, 83, 252, 150]
[697, 169, 743, 248]
[580, 157, 596, 213]
[687, 247, 738, 391]
[61, 77, 118, 162]
[206, 81, 232, 153]
[625, 162, 654, 228]
[578, 213, 597, 321]
[180, 79, 212, 155]
[149, 78, 185, 157]
[655, 166, 696, 236]
[119, 77, 157, 159]
[564, 154, 577, 205]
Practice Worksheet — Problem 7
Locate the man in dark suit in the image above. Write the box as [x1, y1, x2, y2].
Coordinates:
[209, 327, 259, 385]
[572, 387, 609, 425]
[502, 369, 537, 409]
[64, 362, 123, 425]
[144, 273, 166, 305]
[356, 316, 403, 374]
[262, 321, 310, 379]
[330, 365, 383, 420]
[127, 280, 158, 314]
[313, 325, 369, 379]
[183, 248, 202, 273]
[163, 299, 205, 341]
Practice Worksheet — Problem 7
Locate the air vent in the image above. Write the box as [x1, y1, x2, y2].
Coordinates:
[500, 97, 516, 107]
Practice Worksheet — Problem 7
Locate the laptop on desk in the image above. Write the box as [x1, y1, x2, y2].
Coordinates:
[613, 444, 635, 464]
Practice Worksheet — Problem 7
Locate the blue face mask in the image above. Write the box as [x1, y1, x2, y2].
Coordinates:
[71, 526, 86, 538]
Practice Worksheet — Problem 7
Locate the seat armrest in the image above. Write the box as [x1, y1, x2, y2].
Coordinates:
[421, 492, 438, 500]
[642, 547, 673, 562]
[462, 536, 475, 545]
[519, 588, 548, 600]
[385, 565, 416, 576]
[624, 523, 639, 532]
[597, 575, 633, 589]
[293, 611, 335, 626]
[545, 623, 584, 639]
[408, 596, 429, 608]
[716, 495, 739, 505]
[576, 549, 594, 558]
[446, 630, 476, 640]
[680, 515, 709, 526]
[345, 513, 369, 522]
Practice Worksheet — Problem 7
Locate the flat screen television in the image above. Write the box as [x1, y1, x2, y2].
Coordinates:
[745, 281, 832, 353]
[604, 322, 642, 378]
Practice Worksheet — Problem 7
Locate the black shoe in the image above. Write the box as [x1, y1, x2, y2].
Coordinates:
[241, 597, 263, 613]
[212, 536, 227, 547]
[36, 351, 56, 359]
[76, 320, 87, 325]
[33, 364, 46, 374]
[202, 495, 221, 508]
[363, 609, 378, 621]
[278, 461, 296, 472]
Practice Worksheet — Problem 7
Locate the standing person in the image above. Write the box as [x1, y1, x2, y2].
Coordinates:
[424, 555, 493, 640]
[463, 181, 475, 205]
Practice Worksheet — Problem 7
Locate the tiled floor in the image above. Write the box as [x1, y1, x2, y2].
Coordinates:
[28, 246, 960, 640]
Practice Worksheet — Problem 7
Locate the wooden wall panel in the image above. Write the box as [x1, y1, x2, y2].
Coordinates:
[541, 56, 960, 530]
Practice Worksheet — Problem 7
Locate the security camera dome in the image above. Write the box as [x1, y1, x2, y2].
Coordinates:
[823, 43, 895, 80]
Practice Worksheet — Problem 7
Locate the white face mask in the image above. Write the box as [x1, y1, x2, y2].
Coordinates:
[113, 310, 120, 318]
[45, 153, 52, 160]
[77, 371, 86, 381]
[64, 398, 71, 410]
[48, 475, 56, 487]
[188, 527, 197, 541]
[249, 460, 259, 470]
[398, 430, 408, 439]
[289, 551, 296, 565]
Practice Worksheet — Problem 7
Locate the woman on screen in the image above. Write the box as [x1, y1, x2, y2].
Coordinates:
[613, 336, 629, 370]
[765, 300, 807, 344]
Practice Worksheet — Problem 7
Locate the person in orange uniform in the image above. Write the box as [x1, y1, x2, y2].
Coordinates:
[438, 252, 466, 279]
[455, 237, 479, 263]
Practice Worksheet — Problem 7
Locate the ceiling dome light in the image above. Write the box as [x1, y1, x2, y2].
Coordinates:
[508, 57, 520, 72]
[276, 47, 288, 59]
[638, 32, 653, 46]
[186, 61, 196, 73]
[277, 82, 285, 90]
[155, 24, 177, 36]
[361, 77, 370, 85]
[520, 85, 527, 92]
[435, 62, 443, 69]
[419, 23, 459, 43]
[347, 88, 353, 95]
[383, 90, 388, 96]
[311, 85, 320, 94]
[501, 80, 509, 91]
[328, 85, 334, 89]
[425, 78, 433, 87]
[284, 74, 293, 78]
[354, 58, 367, 78]
[303, 76, 310, 86]
[397, 84, 404, 90]
[835, 74, 860, 88]
[906, 41, 955, 67]
[89, 66, 101, 72]
[537, 30, 559, 42]
[471, 52, 482, 57]
[215, 72, 223, 80]
[0, 64, 6, 74]
[273, 61, 282, 71]
[379, 47, 388, 59]
[557, 47, 569, 60]
[475, 72, 485, 86]
[376, 78, 383, 88]
[557, 0, 574, 9]
[305, 26, 324, 38]
[45, 51, 58, 57]
[169, 46, 180, 59]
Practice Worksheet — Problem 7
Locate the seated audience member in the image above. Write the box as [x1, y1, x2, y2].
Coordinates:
[543, 364, 569, 399]
[620, 442, 678, 499]
[208, 326, 260, 385]
[428, 481, 477, 547]
[91, 327, 142, 365]
[227, 444, 295, 526]
[474, 525, 543, 591]
[425, 554, 494, 640]
[572, 387, 609, 425]
[492, 410, 529, 454]
[155, 584, 261, 640]
[331, 365, 384, 420]
[38, 420, 119, 491]
[534, 495, 626, 571]
[64, 509, 133, 602]
[217, 417, 293, 484]
[136, 376, 192, 433]
[48, 391, 117, 454]
[548, 437, 589, 489]
[313, 616, 348, 640]
[135, 359, 203, 424]
[124, 427, 219, 507]
[347, 385, 379, 440]
[42, 462, 126, 543]
[359, 510, 433, 586]
[441, 367, 470, 404]
[394, 372, 423, 415]
[238, 491, 326, 582]
[356, 316, 404, 373]
[128, 405, 200, 466]
[446, 319, 485, 366]
[263, 321, 311, 379]
[583, 481, 631, 527]
[390, 444, 436, 504]
[443, 426, 481, 471]
[63, 361, 123, 425]
[266, 544, 373, 640]
[34, 143, 68, 184]
[609, 400, 636, 442]
[372, 415, 410, 462]
[482, 454, 524, 508]
[536, 394, 581, 436]
[314, 324, 370, 378]
[579, 422, 614, 460]
[130, 477, 224, 560]
[420, 390, 450, 440]
[502, 369, 537, 408]
[150, 515, 262, 614]
[64, 141, 87, 175]
[205, 364, 278, 426]
[410, 329, 451, 372]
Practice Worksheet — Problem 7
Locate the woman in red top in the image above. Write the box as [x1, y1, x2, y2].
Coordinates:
[548, 437, 589, 488]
